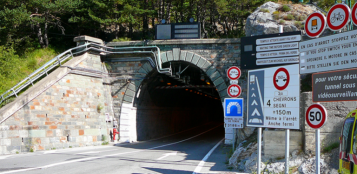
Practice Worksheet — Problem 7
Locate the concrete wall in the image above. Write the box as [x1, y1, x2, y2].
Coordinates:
[0, 51, 115, 154]
[264, 130, 303, 158]
[301, 92, 356, 154]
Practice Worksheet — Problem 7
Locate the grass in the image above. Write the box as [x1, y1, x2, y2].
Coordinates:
[30, 148, 34, 152]
[102, 141, 109, 145]
[279, 20, 285, 24]
[259, 8, 270, 13]
[16, 151, 19, 154]
[69, 146, 72, 148]
[0, 46, 60, 108]
[323, 142, 339, 153]
[284, 14, 294, 20]
[282, 5, 291, 12]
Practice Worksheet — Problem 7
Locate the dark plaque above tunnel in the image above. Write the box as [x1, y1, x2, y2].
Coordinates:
[240, 31, 301, 70]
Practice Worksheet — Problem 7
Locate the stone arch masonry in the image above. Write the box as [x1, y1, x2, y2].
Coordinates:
[107, 39, 242, 144]
[0, 36, 241, 154]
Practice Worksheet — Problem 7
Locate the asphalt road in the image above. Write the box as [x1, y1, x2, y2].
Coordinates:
[0, 122, 241, 174]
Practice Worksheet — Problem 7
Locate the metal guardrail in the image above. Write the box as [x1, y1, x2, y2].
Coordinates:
[0, 43, 171, 108]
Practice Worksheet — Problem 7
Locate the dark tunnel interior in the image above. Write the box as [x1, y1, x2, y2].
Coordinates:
[135, 62, 224, 141]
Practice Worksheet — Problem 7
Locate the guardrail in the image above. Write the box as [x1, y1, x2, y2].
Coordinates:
[0, 43, 170, 108]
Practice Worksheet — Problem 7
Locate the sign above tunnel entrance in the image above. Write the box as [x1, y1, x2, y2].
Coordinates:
[247, 64, 300, 129]
[224, 98, 244, 128]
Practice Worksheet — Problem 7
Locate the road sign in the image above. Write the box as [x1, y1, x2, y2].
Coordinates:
[305, 12, 326, 38]
[352, 3, 357, 26]
[230, 80, 238, 84]
[306, 104, 327, 129]
[273, 67, 290, 90]
[224, 98, 244, 128]
[241, 31, 301, 70]
[227, 66, 241, 80]
[299, 29, 357, 74]
[227, 84, 242, 98]
[247, 64, 300, 129]
[327, 4, 350, 31]
[313, 68, 357, 102]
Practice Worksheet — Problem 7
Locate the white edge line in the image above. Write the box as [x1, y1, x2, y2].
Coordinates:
[193, 138, 224, 174]
[2, 124, 223, 174]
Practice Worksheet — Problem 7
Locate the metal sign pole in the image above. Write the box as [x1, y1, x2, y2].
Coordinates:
[257, 127, 262, 174]
[316, 128, 320, 173]
[285, 129, 290, 174]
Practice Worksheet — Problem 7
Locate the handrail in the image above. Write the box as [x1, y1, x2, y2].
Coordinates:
[0, 43, 171, 108]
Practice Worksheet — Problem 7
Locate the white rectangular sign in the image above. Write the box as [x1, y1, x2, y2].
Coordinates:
[224, 117, 243, 128]
[256, 35, 301, 45]
[256, 42, 299, 52]
[257, 49, 299, 58]
[247, 64, 300, 129]
[299, 30, 357, 74]
[256, 56, 299, 65]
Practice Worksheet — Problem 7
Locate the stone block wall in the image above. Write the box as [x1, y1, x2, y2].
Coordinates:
[0, 53, 114, 154]
[264, 130, 303, 158]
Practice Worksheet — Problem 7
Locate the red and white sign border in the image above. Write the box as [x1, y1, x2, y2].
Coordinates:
[327, 3, 351, 31]
[305, 103, 327, 129]
[227, 66, 241, 80]
[273, 67, 290, 91]
[227, 84, 242, 98]
[305, 12, 327, 38]
[352, 3, 357, 26]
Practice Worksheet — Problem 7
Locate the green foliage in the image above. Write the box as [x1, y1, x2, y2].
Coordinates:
[294, 21, 302, 28]
[259, 8, 270, 13]
[284, 14, 294, 20]
[273, 11, 281, 20]
[16, 151, 19, 154]
[30, 148, 34, 152]
[282, 5, 291, 12]
[279, 20, 285, 24]
[102, 141, 109, 145]
[323, 142, 339, 153]
[112, 37, 132, 42]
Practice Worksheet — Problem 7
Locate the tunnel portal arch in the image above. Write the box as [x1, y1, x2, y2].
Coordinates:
[119, 49, 229, 142]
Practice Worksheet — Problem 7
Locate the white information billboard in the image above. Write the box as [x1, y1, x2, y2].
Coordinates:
[247, 64, 300, 129]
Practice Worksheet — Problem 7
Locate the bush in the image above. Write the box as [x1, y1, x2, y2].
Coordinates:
[298, 15, 307, 21]
[294, 21, 302, 28]
[259, 8, 270, 13]
[279, 20, 285, 24]
[323, 142, 339, 153]
[112, 37, 131, 42]
[273, 11, 281, 20]
[282, 5, 291, 12]
[285, 14, 294, 20]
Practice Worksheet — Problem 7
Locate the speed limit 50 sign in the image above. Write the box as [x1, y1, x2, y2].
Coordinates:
[306, 104, 327, 129]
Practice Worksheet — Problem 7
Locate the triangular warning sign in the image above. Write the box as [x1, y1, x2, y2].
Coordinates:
[251, 93, 256, 97]
[251, 108, 261, 116]
[251, 100, 258, 106]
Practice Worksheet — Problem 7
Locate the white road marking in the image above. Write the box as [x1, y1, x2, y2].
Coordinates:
[156, 151, 177, 160]
[192, 138, 224, 174]
[2, 124, 223, 174]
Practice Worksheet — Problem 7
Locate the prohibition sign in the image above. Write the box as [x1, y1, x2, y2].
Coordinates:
[273, 68, 290, 91]
[327, 3, 351, 31]
[352, 3, 357, 26]
[305, 104, 327, 129]
[305, 12, 326, 38]
[227, 84, 242, 98]
[227, 66, 241, 80]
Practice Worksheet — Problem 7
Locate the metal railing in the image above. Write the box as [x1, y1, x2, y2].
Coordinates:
[0, 43, 171, 108]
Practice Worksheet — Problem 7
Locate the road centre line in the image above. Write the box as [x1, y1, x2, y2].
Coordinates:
[192, 138, 224, 174]
[1, 124, 223, 174]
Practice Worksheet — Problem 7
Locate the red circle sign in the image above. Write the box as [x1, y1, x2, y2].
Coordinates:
[327, 3, 350, 31]
[227, 84, 241, 98]
[305, 12, 326, 38]
[273, 68, 290, 91]
[352, 3, 357, 26]
[227, 66, 241, 80]
[306, 104, 327, 129]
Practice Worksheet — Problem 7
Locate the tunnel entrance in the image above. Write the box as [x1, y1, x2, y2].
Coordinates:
[135, 61, 224, 141]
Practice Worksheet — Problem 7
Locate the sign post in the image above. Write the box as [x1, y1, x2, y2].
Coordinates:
[306, 103, 327, 174]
